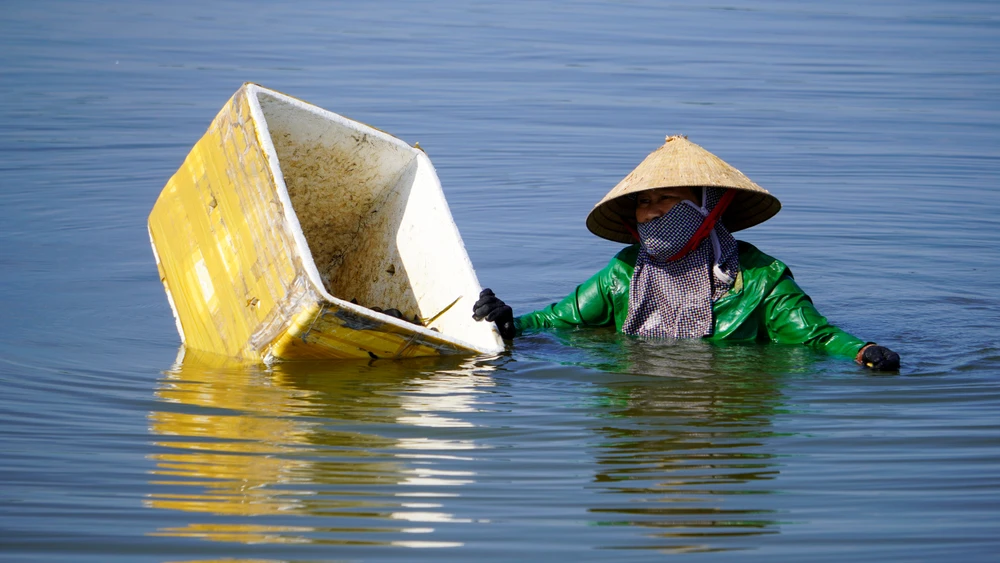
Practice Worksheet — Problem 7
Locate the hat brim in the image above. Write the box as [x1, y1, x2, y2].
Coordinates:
[585, 136, 782, 244]
[586, 186, 781, 244]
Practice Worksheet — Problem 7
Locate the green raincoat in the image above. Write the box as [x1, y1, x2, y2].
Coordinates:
[514, 241, 867, 358]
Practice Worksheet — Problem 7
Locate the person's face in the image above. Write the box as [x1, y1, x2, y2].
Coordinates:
[634, 187, 700, 224]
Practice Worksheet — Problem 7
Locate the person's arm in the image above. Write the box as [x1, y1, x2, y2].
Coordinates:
[473, 255, 624, 338]
[515, 264, 619, 334]
[762, 275, 900, 370]
[762, 275, 869, 358]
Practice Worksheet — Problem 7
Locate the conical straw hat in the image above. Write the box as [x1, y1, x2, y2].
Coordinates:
[586, 135, 781, 243]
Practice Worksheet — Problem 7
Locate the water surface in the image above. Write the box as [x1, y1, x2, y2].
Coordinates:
[1, 1, 999, 561]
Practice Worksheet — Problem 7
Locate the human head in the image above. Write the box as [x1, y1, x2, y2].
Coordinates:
[585, 135, 781, 243]
[633, 187, 701, 224]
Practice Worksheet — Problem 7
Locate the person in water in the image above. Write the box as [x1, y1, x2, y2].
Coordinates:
[472, 135, 900, 371]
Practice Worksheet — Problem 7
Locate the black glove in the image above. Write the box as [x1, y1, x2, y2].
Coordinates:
[472, 288, 515, 340]
[859, 345, 901, 371]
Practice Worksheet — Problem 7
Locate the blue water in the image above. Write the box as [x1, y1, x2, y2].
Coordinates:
[2, 1, 999, 561]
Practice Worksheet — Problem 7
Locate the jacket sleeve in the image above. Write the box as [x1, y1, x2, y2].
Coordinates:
[762, 275, 867, 358]
[514, 263, 619, 334]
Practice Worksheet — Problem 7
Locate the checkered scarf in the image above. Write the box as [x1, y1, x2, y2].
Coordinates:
[622, 188, 739, 338]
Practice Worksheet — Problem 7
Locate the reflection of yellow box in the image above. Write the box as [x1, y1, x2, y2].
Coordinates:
[148, 84, 503, 362]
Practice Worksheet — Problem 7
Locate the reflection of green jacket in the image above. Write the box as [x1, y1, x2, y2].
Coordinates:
[515, 241, 866, 359]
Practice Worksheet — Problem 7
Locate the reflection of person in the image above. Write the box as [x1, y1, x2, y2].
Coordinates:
[473, 135, 900, 371]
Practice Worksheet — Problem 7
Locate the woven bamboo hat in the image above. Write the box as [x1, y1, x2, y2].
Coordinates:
[586, 135, 781, 243]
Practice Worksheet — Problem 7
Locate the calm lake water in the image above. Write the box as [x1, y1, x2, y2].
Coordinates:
[2, 1, 999, 561]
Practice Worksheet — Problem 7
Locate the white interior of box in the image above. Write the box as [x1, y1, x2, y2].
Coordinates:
[247, 85, 503, 355]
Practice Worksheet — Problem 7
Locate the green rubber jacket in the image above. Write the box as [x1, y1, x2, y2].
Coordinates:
[514, 241, 867, 359]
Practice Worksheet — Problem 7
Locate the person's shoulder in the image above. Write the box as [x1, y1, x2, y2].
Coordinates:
[612, 243, 640, 268]
[737, 241, 792, 278]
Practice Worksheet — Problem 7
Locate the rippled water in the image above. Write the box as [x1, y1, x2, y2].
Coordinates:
[2, 1, 999, 561]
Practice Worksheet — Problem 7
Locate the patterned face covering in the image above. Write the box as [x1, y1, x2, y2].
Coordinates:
[622, 188, 739, 339]
[637, 199, 706, 259]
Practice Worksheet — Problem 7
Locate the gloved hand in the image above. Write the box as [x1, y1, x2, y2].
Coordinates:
[472, 288, 515, 340]
[857, 344, 901, 371]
